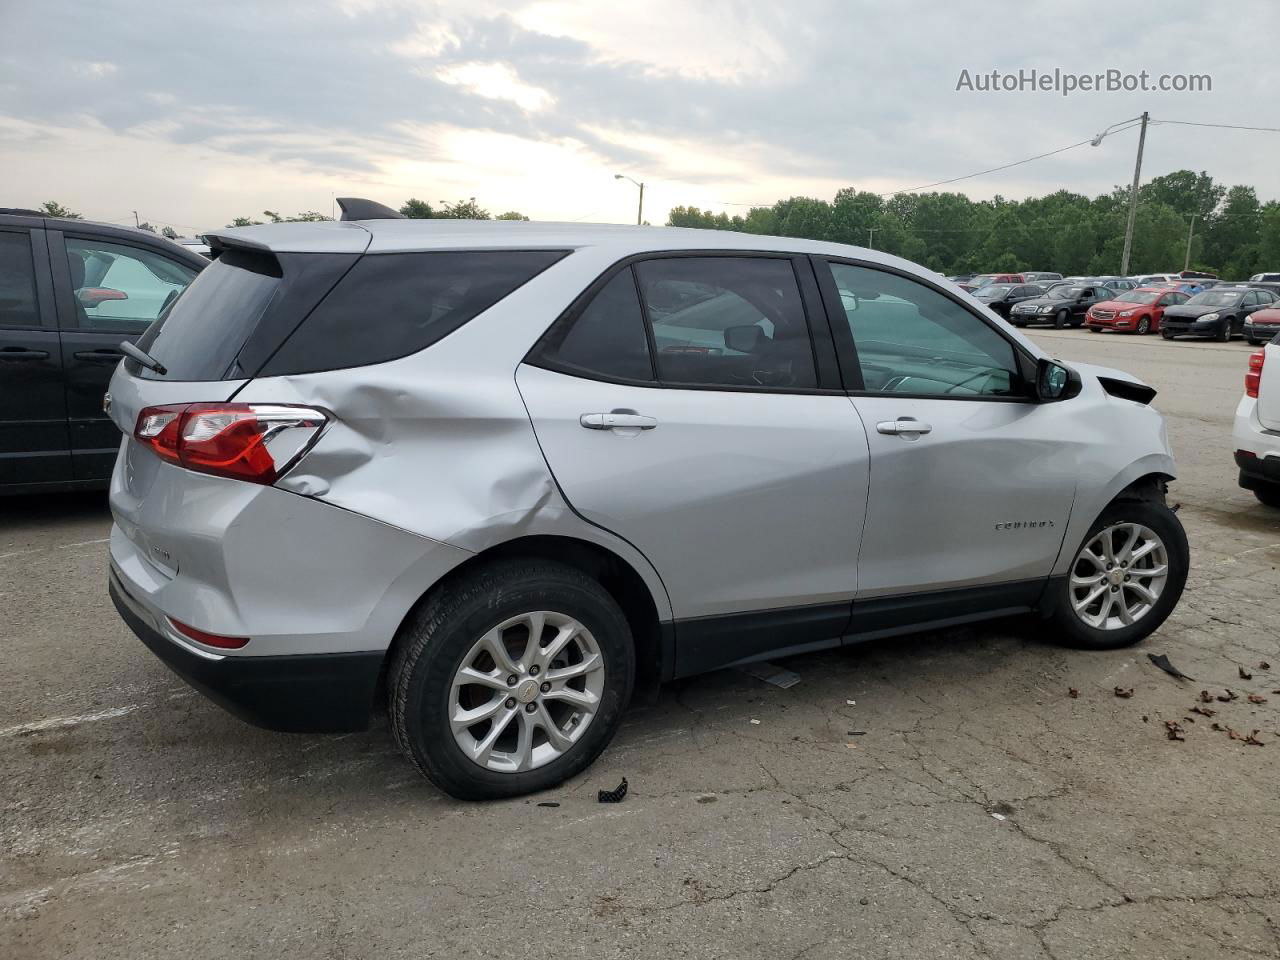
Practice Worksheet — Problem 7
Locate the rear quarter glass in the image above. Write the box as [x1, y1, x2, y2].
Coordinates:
[257, 249, 569, 377]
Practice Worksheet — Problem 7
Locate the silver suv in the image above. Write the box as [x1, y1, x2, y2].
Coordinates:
[107, 200, 1189, 799]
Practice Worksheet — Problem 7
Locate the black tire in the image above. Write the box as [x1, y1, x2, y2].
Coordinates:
[1010, 319, 1025, 328]
[1161, 328, 1174, 340]
[1247, 338, 1262, 346]
[389, 559, 635, 800]
[1088, 326, 1101, 333]
[1217, 319, 1231, 342]
[1046, 499, 1189, 650]
[1255, 485, 1280, 509]
[1054, 310, 1069, 330]
[1136, 317, 1151, 335]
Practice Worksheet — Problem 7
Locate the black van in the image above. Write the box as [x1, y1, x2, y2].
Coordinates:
[0, 209, 205, 493]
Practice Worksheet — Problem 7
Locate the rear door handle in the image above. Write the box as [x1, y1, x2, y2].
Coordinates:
[74, 350, 125, 363]
[580, 412, 658, 430]
[0, 347, 50, 361]
[877, 419, 933, 437]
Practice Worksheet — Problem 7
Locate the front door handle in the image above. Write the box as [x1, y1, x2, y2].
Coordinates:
[877, 419, 933, 437]
[74, 350, 125, 363]
[0, 347, 50, 361]
[580, 412, 658, 431]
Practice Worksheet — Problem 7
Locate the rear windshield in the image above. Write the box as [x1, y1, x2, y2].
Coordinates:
[134, 249, 280, 380]
[132, 248, 567, 380]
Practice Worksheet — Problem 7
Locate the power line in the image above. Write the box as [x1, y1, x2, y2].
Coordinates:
[713, 119, 1144, 209]
[1153, 119, 1280, 134]
[875, 124, 1143, 197]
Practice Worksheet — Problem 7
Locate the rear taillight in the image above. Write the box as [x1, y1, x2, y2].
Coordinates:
[1246, 350, 1265, 398]
[133, 403, 327, 484]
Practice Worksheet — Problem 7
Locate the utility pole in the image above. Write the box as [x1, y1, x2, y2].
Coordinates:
[1183, 214, 1197, 272]
[1119, 111, 1148, 276]
[867, 227, 878, 249]
[132, 210, 139, 228]
[614, 174, 645, 225]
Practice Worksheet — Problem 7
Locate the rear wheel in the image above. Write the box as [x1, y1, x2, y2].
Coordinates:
[389, 559, 635, 800]
[1136, 316, 1151, 335]
[1047, 499, 1188, 650]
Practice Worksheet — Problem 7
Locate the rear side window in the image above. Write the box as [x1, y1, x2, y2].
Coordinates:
[534, 269, 654, 382]
[0, 230, 40, 328]
[261, 250, 566, 376]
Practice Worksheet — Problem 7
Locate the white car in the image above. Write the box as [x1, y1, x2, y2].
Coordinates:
[1234, 341, 1280, 507]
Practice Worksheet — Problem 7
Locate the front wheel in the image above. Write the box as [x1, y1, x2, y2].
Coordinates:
[1047, 499, 1188, 650]
[1161, 328, 1175, 340]
[1136, 317, 1151, 335]
[1054, 310, 1069, 330]
[1217, 320, 1231, 342]
[1247, 338, 1262, 346]
[389, 559, 635, 800]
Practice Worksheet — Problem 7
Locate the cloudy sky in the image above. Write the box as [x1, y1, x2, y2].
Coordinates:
[3, 0, 1278, 234]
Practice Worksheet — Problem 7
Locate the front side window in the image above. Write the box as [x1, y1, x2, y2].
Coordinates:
[827, 261, 1021, 398]
[64, 238, 197, 332]
[0, 230, 40, 328]
[633, 257, 817, 389]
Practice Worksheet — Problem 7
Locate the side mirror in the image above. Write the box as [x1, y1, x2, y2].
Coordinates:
[724, 324, 763, 353]
[1036, 358, 1076, 402]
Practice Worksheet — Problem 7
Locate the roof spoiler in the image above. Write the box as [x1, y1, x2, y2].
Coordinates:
[336, 197, 405, 221]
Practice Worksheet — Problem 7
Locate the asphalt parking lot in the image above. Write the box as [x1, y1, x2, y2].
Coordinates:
[3, 331, 1278, 960]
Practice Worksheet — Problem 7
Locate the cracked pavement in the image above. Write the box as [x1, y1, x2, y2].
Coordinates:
[3, 330, 1279, 959]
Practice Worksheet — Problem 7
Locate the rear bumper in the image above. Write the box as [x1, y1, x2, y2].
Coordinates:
[110, 565, 383, 733]
[1236, 449, 1280, 492]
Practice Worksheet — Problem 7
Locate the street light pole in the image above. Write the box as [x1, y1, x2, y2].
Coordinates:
[614, 174, 645, 225]
[1184, 213, 1197, 272]
[1119, 111, 1149, 276]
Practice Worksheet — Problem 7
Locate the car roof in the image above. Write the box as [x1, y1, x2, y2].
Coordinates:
[0, 210, 209, 268]
[204, 217, 931, 272]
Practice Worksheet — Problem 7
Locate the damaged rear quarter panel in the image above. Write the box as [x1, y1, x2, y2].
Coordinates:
[231, 249, 673, 620]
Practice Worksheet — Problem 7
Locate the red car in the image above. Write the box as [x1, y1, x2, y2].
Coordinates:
[959, 272, 1025, 293]
[1085, 286, 1190, 335]
[1244, 305, 1280, 345]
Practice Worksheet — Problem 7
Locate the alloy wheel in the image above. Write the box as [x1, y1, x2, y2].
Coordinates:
[448, 611, 605, 773]
[1069, 523, 1169, 630]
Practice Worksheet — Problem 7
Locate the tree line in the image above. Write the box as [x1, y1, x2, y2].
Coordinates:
[226, 197, 529, 227]
[666, 170, 1280, 278]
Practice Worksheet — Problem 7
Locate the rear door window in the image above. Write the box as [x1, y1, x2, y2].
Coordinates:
[632, 257, 817, 389]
